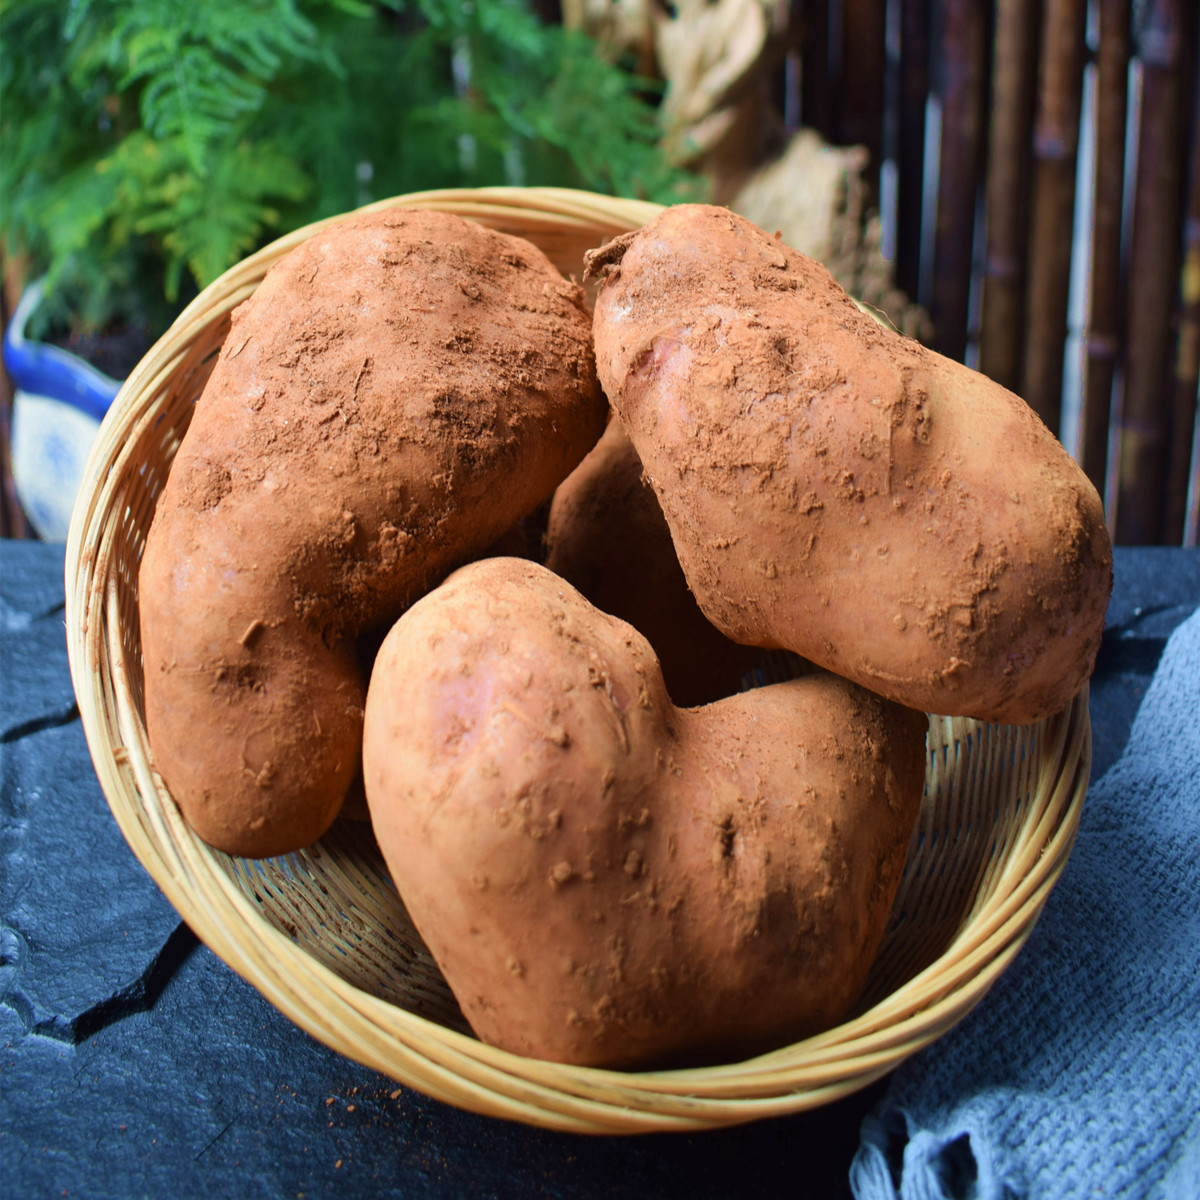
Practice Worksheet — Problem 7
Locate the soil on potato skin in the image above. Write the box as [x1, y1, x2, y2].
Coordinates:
[585, 204, 1112, 725]
[138, 208, 606, 857]
[364, 555, 928, 1069]
[161, 208, 602, 634]
[546, 418, 771, 707]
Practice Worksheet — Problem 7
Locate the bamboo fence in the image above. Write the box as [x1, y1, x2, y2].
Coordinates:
[5, 0, 1196, 544]
[790, 0, 1199, 545]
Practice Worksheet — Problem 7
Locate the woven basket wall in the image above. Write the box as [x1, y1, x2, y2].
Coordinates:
[63, 186, 1091, 1134]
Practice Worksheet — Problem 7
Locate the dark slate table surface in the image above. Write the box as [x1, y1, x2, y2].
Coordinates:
[2, 539, 1197, 1200]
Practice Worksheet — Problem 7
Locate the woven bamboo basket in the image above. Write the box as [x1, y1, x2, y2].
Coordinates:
[64, 186, 1091, 1135]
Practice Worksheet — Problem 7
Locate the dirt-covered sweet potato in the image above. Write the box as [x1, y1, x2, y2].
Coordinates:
[362, 557, 927, 1068]
[139, 209, 606, 858]
[545, 417, 768, 706]
[585, 204, 1112, 724]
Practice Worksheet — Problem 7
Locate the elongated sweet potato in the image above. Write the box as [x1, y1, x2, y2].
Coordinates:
[585, 204, 1112, 723]
[363, 557, 927, 1068]
[545, 417, 767, 705]
[139, 209, 606, 857]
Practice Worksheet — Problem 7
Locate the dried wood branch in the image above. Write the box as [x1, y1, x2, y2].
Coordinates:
[653, 0, 790, 199]
[560, 0, 656, 75]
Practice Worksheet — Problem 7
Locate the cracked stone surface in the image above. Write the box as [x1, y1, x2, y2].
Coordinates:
[1, 543, 188, 1045]
[0, 541, 885, 1199]
[0, 539, 1195, 1199]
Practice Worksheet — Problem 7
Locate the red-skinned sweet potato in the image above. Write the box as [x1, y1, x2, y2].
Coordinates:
[363, 557, 927, 1068]
[545, 417, 768, 706]
[585, 204, 1112, 724]
[139, 209, 606, 857]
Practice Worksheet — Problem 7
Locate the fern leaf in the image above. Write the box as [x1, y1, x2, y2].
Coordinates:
[102, 1, 325, 174]
[102, 131, 309, 294]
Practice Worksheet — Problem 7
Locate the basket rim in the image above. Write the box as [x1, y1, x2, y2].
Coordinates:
[62, 186, 1092, 1135]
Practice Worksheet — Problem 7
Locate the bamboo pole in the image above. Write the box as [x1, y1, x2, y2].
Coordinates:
[1164, 76, 1200, 544]
[1079, 0, 1132, 500]
[896, 0, 930, 302]
[840, 0, 888, 173]
[1115, 0, 1188, 544]
[1020, 0, 1087, 434]
[802, 0, 835, 142]
[930, 0, 989, 363]
[978, 0, 1041, 391]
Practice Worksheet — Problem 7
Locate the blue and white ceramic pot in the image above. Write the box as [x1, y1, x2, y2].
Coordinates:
[2, 279, 122, 540]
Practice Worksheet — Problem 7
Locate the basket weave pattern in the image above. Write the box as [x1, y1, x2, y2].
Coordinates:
[64, 187, 1091, 1134]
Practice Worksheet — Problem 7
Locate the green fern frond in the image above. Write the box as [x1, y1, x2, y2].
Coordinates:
[102, 131, 309, 295]
[2, 0, 696, 337]
[97, 1, 325, 173]
[455, 8, 698, 203]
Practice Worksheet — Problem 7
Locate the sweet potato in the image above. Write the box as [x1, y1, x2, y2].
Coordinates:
[362, 557, 927, 1068]
[545, 417, 767, 706]
[585, 204, 1112, 724]
[139, 209, 606, 857]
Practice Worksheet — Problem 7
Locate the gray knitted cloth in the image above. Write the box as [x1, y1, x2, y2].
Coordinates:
[851, 609, 1200, 1200]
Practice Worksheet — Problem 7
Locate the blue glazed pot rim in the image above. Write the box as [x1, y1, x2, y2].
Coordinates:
[2, 278, 123, 423]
